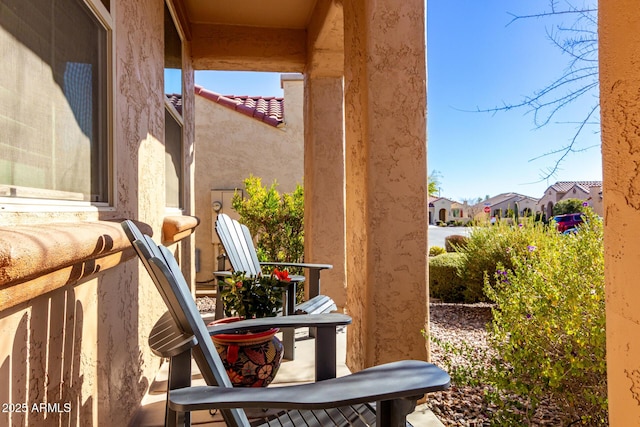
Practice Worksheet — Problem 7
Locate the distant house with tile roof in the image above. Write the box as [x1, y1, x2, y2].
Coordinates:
[538, 181, 603, 218]
[472, 192, 539, 219]
[429, 196, 469, 224]
[190, 73, 304, 285]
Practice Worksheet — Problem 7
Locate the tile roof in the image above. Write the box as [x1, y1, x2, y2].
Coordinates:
[194, 85, 284, 128]
[475, 192, 538, 208]
[549, 181, 602, 193]
[166, 93, 182, 115]
[432, 196, 458, 204]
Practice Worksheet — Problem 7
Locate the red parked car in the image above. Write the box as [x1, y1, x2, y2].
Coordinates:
[553, 213, 585, 232]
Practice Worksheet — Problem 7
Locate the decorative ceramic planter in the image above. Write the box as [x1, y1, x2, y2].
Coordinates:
[209, 317, 284, 387]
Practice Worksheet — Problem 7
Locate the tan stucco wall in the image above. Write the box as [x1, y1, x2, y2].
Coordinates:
[344, 0, 429, 370]
[538, 187, 604, 217]
[589, 187, 603, 217]
[303, 75, 347, 310]
[0, 0, 196, 425]
[193, 76, 304, 284]
[600, 1, 640, 424]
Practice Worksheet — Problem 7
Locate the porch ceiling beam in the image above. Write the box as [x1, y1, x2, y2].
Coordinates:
[306, 0, 344, 77]
[191, 24, 306, 72]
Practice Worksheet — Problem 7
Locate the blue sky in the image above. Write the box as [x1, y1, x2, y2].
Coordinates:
[189, 1, 601, 202]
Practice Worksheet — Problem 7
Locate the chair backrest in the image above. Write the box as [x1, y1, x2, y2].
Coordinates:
[215, 213, 261, 276]
[121, 220, 250, 427]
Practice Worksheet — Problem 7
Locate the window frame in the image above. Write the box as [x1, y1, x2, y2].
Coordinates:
[164, 0, 185, 213]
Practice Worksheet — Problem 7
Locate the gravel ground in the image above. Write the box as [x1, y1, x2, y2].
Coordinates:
[428, 303, 566, 427]
[428, 303, 497, 426]
[196, 296, 217, 314]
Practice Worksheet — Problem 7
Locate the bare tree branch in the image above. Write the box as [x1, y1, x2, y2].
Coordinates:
[478, 1, 599, 180]
[528, 102, 600, 179]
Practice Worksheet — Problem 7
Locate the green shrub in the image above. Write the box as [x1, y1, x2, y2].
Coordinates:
[436, 210, 606, 425]
[428, 246, 446, 257]
[483, 210, 606, 425]
[231, 176, 305, 302]
[444, 234, 468, 252]
[232, 175, 304, 265]
[553, 198, 588, 215]
[428, 253, 465, 302]
[456, 221, 545, 302]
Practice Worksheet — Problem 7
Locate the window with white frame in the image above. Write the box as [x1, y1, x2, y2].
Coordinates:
[0, 0, 111, 203]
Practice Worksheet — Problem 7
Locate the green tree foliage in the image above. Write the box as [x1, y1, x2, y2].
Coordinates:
[553, 197, 587, 215]
[428, 170, 442, 197]
[231, 176, 304, 266]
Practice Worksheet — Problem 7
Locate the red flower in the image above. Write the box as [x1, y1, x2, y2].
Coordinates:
[273, 268, 291, 282]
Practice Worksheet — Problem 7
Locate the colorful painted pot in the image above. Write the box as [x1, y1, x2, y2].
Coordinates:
[209, 317, 284, 387]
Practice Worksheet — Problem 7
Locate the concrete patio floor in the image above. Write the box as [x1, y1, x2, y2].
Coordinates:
[130, 326, 444, 426]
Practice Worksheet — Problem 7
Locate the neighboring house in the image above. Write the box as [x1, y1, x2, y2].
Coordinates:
[473, 192, 539, 219]
[538, 181, 603, 218]
[429, 196, 469, 224]
[190, 75, 305, 286]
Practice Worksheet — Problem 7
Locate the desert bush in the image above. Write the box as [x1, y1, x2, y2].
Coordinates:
[437, 210, 606, 425]
[232, 176, 304, 264]
[444, 234, 468, 252]
[484, 210, 606, 425]
[428, 246, 446, 257]
[428, 252, 465, 302]
[456, 221, 546, 302]
[232, 176, 305, 301]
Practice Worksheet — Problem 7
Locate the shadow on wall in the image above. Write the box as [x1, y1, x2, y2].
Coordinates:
[0, 290, 94, 425]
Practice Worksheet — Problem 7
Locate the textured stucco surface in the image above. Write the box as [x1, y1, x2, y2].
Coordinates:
[191, 24, 306, 72]
[344, 0, 429, 371]
[600, 1, 640, 424]
[193, 77, 304, 285]
[0, 0, 197, 424]
[303, 75, 347, 310]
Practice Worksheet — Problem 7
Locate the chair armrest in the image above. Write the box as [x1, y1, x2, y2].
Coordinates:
[207, 313, 351, 380]
[169, 360, 450, 411]
[212, 270, 232, 278]
[206, 313, 351, 335]
[260, 263, 332, 299]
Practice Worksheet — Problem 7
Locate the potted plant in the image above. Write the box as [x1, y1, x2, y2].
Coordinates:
[210, 268, 291, 387]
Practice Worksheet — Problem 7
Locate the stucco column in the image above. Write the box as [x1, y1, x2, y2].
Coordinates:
[303, 75, 347, 311]
[600, 2, 640, 424]
[343, 0, 429, 370]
